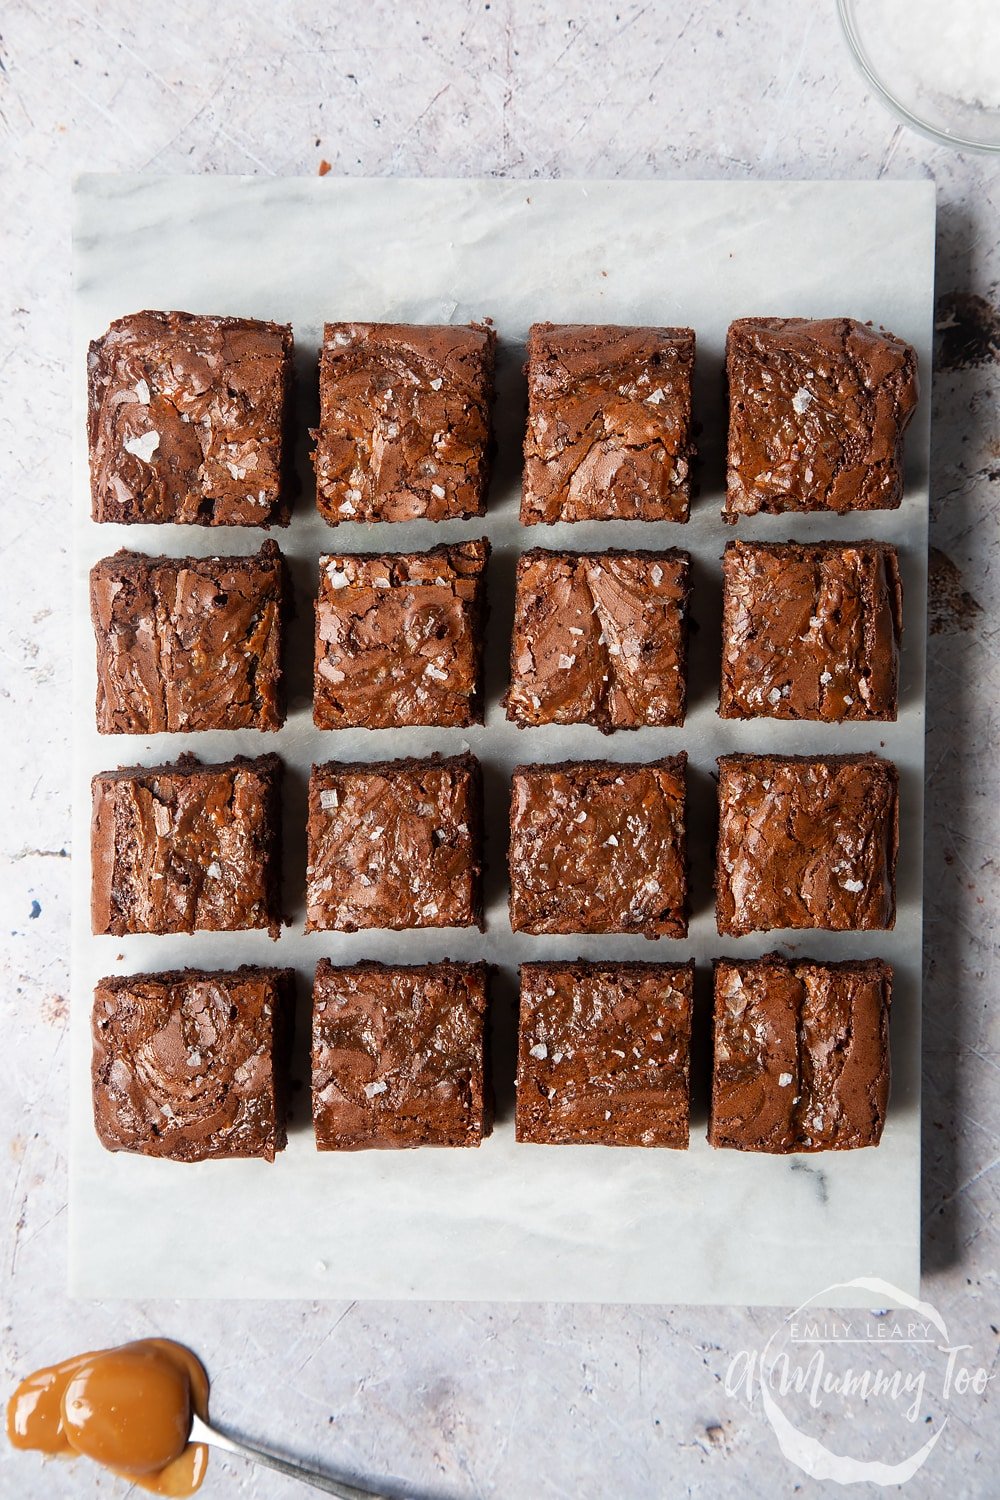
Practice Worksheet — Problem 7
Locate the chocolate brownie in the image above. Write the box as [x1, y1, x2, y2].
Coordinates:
[91, 753, 283, 937]
[516, 961, 694, 1147]
[313, 322, 496, 524]
[91, 541, 288, 734]
[709, 956, 892, 1152]
[312, 961, 492, 1149]
[504, 549, 689, 731]
[521, 323, 695, 524]
[508, 758, 688, 938]
[720, 540, 902, 721]
[88, 310, 294, 525]
[305, 754, 483, 931]
[92, 967, 295, 1162]
[715, 753, 898, 935]
[725, 316, 919, 520]
[314, 539, 489, 729]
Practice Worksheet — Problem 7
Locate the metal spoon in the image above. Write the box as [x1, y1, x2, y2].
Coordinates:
[190, 1412, 392, 1498]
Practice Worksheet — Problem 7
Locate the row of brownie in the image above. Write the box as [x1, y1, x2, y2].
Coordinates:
[92, 956, 891, 1161]
[88, 311, 918, 530]
[91, 752, 898, 940]
[90, 536, 903, 736]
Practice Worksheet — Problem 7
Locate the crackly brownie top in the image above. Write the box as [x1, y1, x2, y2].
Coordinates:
[91, 754, 281, 936]
[715, 754, 898, 935]
[314, 539, 488, 729]
[91, 541, 287, 734]
[710, 957, 892, 1152]
[505, 549, 689, 731]
[312, 961, 492, 1149]
[720, 540, 902, 721]
[306, 754, 482, 931]
[92, 967, 294, 1161]
[725, 316, 918, 518]
[508, 758, 687, 938]
[88, 310, 293, 525]
[313, 322, 496, 524]
[522, 323, 695, 524]
[516, 961, 693, 1146]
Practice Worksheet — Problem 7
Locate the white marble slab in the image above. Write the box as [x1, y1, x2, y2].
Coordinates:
[70, 177, 934, 1304]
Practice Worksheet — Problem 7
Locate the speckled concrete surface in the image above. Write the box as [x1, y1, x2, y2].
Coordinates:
[0, 3, 997, 1496]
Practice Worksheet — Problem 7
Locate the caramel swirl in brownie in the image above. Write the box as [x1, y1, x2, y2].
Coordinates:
[725, 316, 918, 519]
[313, 322, 496, 524]
[521, 323, 695, 524]
[88, 310, 294, 526]
[709, 957, 892, 1153]
[715, 753, 898, 936]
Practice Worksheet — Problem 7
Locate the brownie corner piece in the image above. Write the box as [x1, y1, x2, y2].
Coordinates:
[305, 753, 483, 932]
[91, 540, 288, 734]
[505, 548, 690, 731]
[314, 538, 489, 729]
[91, 753, 283, 936]
[312, 960, 492, 1148]
[719, 539, 902, 722]
[708, 955, 892, 1152]
[88, 310, 294, 526]
[516, 960, 694, 1146]
[313, 321, 496, 524]
[521, 323, 695, 524]
[508, 757, 687, 938]
[724, 316, 919, 521]
[715, 753, 898, 935]
[92, 966, 296, 1161]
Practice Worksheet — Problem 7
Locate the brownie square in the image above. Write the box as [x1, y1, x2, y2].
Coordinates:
[313, 322, 496, 524]
[312, 961, 492, 1149]
[715, 754, 898, 936]
[91, 753, 283, 936]
[504, 549, 689, 731]
[92, 966, 295, 1162]
[709, 956, 892, 1152]
[508, 758, 688, 938]
[305, 754, 483, 931]
[516, 961, 694, 1147]
[725, 316, 918, 521]
[520, 323, 695, 525]
[314, 539, 489, 729]
[720, 540, 902, 721]
[91, 541, 288, 734]
[88, 310, 294, 526]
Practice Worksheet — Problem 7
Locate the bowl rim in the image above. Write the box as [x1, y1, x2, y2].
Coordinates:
[837, 0, 1000, 155]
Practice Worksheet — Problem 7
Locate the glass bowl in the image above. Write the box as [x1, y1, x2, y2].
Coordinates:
[838, 0, 1000, 153]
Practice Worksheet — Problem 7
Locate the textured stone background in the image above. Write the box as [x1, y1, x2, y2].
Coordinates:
[0, 3, 997, 1496]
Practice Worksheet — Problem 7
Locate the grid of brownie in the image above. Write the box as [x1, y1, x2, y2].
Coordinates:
[90, 541, 288, 734]
[516, 962, 694, 1147]
[708, 957, 892, 1153]
[521, 322, 696, 523]
[314, 539, 489, 729]
[92, 967, 296, 1163]
[82, 304, 921, 1163]
[505, 548, 690, 731]
[312, 961, 492, 1149]
[305, 754, 483, 932]
[724, 316, 919, 521]
[312, 321, 496, 524]
[508, 758, 688, 939]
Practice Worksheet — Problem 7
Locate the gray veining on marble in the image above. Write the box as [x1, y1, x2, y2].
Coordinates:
[1, 2, 997, 1496]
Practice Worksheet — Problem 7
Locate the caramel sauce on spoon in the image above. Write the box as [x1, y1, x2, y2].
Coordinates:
[7, 1338, 209, 1495]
